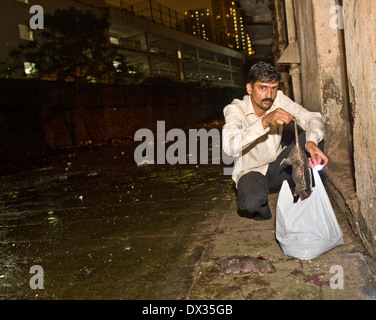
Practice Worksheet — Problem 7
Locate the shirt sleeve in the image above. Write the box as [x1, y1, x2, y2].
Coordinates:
[278, 92, 325, 146]
[222, 102, 270, 157]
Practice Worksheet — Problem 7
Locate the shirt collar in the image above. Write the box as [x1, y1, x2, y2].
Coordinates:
[244, 95, 255, 116]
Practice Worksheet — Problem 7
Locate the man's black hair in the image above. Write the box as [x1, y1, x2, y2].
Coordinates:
[248, 61, 280, 86]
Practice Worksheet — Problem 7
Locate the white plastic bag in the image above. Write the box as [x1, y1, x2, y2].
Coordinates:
[276, 169, 344, 260]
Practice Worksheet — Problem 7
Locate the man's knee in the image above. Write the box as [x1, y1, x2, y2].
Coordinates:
[238, 199, 271, 220]
[237, 194, 266, 213]
[237, 171, 269, 214]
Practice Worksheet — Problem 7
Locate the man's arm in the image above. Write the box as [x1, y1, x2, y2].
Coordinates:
[275, 91, 328, 167]
[263, 107, 328, 167]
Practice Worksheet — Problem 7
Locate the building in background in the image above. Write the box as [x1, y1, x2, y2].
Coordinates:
[1, 0, 246, 87]
[211, 0, 253, 56]
[184, 0, 253, 56]
[109, 1, 246, 87]
[185, 8, 213, 42]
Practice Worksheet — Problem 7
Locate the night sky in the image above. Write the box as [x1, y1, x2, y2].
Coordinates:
[107, 0, 213, 13]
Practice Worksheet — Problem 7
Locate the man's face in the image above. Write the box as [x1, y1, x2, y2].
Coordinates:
[246, 81, 279, 113]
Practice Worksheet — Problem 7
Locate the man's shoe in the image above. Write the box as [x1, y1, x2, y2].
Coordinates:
[252, 205, 272, 221]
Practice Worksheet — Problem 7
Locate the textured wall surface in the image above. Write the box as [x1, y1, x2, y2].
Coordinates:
[295, 0, 352, 161]
[281, 0, 376, 258]
[343, 0, 376, 258]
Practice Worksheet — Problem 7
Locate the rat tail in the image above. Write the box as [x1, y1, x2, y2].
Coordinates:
[294, 118, 299, 147]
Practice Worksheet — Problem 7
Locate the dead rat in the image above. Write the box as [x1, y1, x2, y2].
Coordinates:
[219, 256, 276, 276]
[280, 119, 312, 201]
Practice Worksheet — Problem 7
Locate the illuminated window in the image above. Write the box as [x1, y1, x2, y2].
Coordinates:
[113, 60, 122, 72]
[16, 0, 29, 3]
[110, 37, 119, 45]
[24, 62, 36, 75]
[83, 49, 92, 59]
[86, 76, 96, 83]
[19, 24, 33, 41]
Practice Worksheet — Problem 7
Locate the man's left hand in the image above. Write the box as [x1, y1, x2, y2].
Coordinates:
[306, 141, 329, 168]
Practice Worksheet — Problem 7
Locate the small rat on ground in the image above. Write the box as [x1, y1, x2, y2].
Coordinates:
[219, 256, 276, 276]
[280, 119, 312, 201]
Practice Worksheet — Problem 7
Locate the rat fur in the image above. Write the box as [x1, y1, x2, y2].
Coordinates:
[219, 256, 276, 276]
[280, 119, 312, 200]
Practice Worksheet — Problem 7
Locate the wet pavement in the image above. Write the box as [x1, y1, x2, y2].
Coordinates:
[1, 125, 376, 300]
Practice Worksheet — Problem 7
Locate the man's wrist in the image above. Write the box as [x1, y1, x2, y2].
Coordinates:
[261, 116, 269, 130]
[305, 140, 317, 150]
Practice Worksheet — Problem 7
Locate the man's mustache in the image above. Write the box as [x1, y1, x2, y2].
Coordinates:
[263, 98, 274, 103]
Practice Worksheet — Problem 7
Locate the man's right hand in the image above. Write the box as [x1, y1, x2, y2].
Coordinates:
[262, 108, 293, 129]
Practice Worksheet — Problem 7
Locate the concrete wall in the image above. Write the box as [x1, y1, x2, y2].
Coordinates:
[294, 0, 352, 161]
[342, 0, 376, 258]
[293, 0, 321, 111]
[275, 0, 376, 258]
[0, 78, 241, 166]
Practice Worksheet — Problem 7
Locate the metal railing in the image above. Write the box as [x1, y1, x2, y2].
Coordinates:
[119, 0, 190, 32]
[113, 0, 242, 50]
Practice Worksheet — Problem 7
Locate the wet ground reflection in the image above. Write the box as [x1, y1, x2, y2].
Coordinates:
[0, 143, 234, 299]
